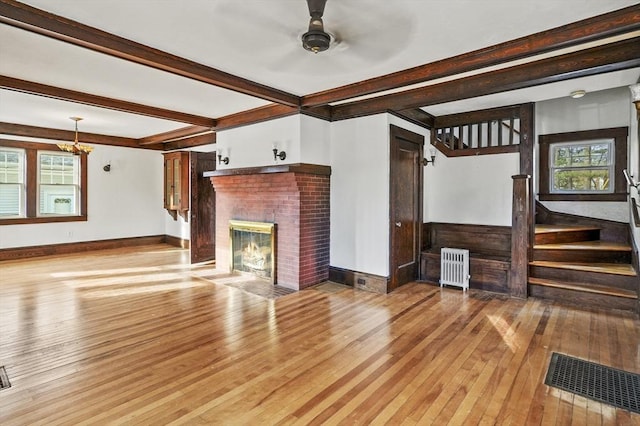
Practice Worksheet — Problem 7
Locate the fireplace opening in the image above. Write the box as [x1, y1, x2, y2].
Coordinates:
[229, 220, 276, 283]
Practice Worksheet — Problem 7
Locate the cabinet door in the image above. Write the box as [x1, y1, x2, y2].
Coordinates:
[172, 157, 181, 208]
[164, 157, 174, 209]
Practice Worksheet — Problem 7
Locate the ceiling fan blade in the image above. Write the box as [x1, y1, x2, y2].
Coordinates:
[307, 0, 327, 18]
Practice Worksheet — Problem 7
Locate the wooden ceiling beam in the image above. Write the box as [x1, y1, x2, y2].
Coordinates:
[0, 122, 157, 149]
[138, 125, 211, 146]
[389, 109, 434, 129]
[0, 0, 300, 107]
[0, 75, 216, 128]
[301, 5, 640, 107]
[332, 37, 640, 121]
[215, 104, 299, 132]
[163, 133, 217, 151]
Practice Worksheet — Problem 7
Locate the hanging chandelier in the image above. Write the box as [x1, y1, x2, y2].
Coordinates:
[57, 117, 93, 155]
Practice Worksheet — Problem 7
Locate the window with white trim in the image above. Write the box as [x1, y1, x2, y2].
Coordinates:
[0, 148, 25, 217]
[550, 140, 614, 194]
[0, 140, 87, 225]
[38, 152, 80, 216]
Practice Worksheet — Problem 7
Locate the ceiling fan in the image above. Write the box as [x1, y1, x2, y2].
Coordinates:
[301, 0, 331, 53]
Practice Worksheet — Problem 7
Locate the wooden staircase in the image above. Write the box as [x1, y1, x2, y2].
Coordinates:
[528, 224, 638, 312]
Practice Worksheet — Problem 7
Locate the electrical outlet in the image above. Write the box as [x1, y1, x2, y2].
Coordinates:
[357, 278, 365, 285]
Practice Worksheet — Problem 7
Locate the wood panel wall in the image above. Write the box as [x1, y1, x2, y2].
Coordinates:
[420, 222, 512, 294]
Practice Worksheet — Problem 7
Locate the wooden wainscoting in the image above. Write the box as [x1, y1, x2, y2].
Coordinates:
[420, 222, 511, 293]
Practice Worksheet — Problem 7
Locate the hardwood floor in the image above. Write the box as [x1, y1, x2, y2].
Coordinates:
[1, 244, 639, 425]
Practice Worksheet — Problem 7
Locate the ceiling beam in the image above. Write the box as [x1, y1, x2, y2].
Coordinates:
[0, 76, 216, 128]
[332, 37, 640, 120]
[215, 104, 299, 132]
[0, 0, 300, 107]
[389, 109, 434, 129]
[0, 122, 156, 149]
[301, 5, 640, 107]
[163, 133, 216, 151]
[138, 125, 211, 146]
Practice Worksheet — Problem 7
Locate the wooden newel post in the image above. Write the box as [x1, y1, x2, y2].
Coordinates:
[510, 174, 530, 299]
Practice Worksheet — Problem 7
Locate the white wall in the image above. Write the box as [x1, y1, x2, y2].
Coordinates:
[328, 114, 430, 277]
[330, 114, 389, 276]
[424, 152, 519, 226]
[215, 115, 301, 169]
[0, 144, 165, 249]
[536, 87, 631, 222]
[214, 114, 331, 169]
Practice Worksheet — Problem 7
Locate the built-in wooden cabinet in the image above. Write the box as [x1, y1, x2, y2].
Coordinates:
[163, 151, 189, 220]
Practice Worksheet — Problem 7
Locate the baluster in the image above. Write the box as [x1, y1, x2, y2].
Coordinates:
[509, 117, 515, 145]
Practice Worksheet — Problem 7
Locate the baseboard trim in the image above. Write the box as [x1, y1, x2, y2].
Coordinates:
[329, 266, 389, 294]
[0, 235, 182, 261]
[165, 235, 190, 249]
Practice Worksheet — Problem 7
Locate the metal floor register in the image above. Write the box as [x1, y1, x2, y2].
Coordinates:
[545, 352, 640, 414]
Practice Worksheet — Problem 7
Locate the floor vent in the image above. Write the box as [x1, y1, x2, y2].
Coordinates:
[0, 366, 11, 390]
[545, 352, 640, 414]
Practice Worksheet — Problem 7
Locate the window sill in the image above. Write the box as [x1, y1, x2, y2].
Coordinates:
[538, 193, 626, 202]
[0, 215, 87, 225]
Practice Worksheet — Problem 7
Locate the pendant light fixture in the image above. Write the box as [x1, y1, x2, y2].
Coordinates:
[57, 116, 93, 155]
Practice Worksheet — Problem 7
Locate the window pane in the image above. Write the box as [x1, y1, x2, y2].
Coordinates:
[550, 140, 613, 194]
[39, 184, 78, 215]
[40, 153, 77, 185]
[0, 149, 24, 184]
[38, 152, 79, 216]
[553, 169, 610, 192]
[0, 149, 25, 217]
[0, 184, 22, 216]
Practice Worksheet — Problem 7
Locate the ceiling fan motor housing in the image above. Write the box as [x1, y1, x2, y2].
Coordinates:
[302, 29, 331, 53]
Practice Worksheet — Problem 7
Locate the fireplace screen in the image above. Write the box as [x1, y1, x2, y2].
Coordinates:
[229, 220, 275, 283]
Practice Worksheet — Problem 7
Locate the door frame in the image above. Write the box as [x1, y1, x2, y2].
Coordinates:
[389, 124, 425, 291]
[190, 151, 217, 264]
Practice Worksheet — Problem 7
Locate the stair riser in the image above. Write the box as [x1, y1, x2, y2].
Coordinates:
[532, 250, 631, 263]
[529, 284, 637, 311]
[529, 266, 637, 291]
[534, 229, 600, 245]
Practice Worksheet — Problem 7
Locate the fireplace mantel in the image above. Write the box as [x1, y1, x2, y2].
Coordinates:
[203, 163, 331, 178]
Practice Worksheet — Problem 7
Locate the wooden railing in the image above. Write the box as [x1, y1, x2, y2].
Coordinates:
[431, 105, 523, 157]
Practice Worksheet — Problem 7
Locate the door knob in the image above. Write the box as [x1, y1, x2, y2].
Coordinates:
[395, 221, 402, 227]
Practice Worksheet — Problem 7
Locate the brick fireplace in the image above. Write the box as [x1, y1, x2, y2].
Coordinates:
[206, 164, 330, 290]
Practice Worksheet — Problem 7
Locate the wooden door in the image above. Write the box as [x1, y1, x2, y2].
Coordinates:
[389, 125, 424, 291]
[190, 151, 216, 264]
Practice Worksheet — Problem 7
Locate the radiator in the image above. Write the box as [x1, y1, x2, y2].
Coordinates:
[440, 248, 470, 291]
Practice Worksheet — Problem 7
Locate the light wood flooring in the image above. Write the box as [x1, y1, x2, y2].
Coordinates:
[1, 244, 639, 425]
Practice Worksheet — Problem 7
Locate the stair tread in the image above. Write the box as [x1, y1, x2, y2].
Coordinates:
[529, 261, 637, 276]
[534, 241, 631, 251]
[528, 277, 637, 299]
[535, 225, 601, 234]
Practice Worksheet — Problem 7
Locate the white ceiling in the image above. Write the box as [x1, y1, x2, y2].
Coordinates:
[1, 0, 639, 140]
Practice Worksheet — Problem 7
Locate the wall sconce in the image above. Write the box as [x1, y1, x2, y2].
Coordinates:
[422, 147, 436, 166]
[217, 153, 229, 165]
[103, 164, 111, 172]
[272, 143, 286, 161]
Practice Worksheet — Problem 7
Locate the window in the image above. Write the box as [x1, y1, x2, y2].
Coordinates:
[0, 140, 87, 225]
[539, 127, 628, 202]
[38, 152, 79, 216]
[0, 148, 25, 217]
[550, 140, 613, 194]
